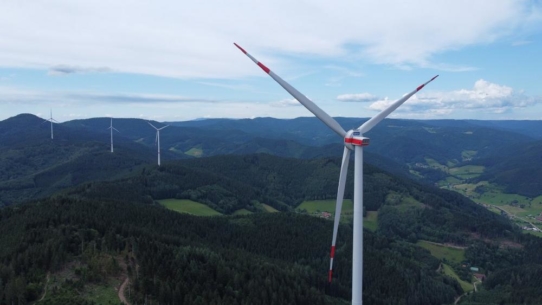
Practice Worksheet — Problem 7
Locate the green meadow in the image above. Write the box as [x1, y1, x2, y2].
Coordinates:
[442, 264, 473, 293]
[158, 199, 222, 216]
[184, 147, 204, 157]
[364, 211, 378, 231]
[416, 240, 465, 263]
[297, 199, 354, 215]
[233, 208, 253, 215]
[262, 203, 279, 213]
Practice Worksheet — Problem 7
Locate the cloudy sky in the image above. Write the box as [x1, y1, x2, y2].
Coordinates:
[0, 0, 541, 122]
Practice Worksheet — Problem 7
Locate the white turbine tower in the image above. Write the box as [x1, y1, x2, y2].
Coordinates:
[107, 118, 120, 153]
[234, 43, 438, 305]
[43, 109, 59, 139]
[148, 122, 168, 166]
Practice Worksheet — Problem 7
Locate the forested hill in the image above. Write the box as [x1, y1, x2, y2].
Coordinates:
[167, 117, 534, 163]
[474, 140, 542, 197]
[0, 114, 191, 206]
[63, 115, 535, 165]
[0, 197, 461, 305]
[65, 154, 514, 243]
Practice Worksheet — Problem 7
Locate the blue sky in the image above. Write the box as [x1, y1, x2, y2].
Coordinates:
[0, 0, 541, 122]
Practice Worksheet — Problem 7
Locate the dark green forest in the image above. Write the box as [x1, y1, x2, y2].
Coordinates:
[0, 197, 464, 305]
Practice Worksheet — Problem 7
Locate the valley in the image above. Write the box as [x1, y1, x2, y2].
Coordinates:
[419, 155, 542, 235]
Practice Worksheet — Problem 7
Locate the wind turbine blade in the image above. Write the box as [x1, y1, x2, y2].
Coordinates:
[157, 125, 169, 131]
[51, 118, 60, 123]
[147, 121, 158, 130]
[234, 43, 346, 138]
[113, 127, 120, 133]
[155, 132, 158, 145]
[329, 146, 351, 283]
[358, 75, 438, 134]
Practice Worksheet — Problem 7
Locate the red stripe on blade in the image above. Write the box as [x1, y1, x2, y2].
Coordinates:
[257, 62, 270, 74]
[416, 84, 425, 91]
[330, 246, 336, 258]
[233, 43, 247, 54]
[328, 270, 333, 283]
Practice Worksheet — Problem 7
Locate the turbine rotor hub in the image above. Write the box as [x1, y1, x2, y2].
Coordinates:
[344, 129, 370, 149]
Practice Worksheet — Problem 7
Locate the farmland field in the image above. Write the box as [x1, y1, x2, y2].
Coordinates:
[449, 165, 484, 179]
[233, 208, 253, 215]
[158, 199, 222, 216]
[262, 203, 279, 213]
[442, 264, 473, 293]
[416, 240, 465, 263]
[185, 147, 203, 157]
[297, 199, 353, 215]
[364, 211, 378, 231]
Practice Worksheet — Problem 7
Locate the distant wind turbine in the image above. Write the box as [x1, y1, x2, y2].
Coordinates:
[43, 109, 59, 139]
[235, 42, 438, 305]
[147, 122, 169, 166]
[107, 118, 120, 153]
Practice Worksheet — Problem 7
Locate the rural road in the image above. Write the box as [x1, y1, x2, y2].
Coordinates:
[492, 205, 541, 231]
[37, 272, 50, 302]
[118, 277, 131, 305]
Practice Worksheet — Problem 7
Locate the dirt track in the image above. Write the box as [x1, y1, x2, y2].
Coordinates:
[118, 277, 131, 305]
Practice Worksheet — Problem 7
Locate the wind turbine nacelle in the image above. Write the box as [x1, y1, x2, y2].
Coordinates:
[344, 130, 369, 149]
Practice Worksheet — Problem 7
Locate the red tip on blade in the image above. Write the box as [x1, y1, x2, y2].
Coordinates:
[257, 62, 270, 74]
[431, 75, 439, 81]
[328, 270, 333, 283]
[233, 43, 247, 54]
[330, 246, 336, 258]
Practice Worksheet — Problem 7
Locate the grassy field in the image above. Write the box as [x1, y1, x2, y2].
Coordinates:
[233, 208, 253, 215]
[158, 199, 222, 216]
[425, 158, 448, 172]
[364, 211, 378, 231]
[184, 147, 203, 157]
[297, 199, 354, 215]
[83, 279, 122, 305]
[262, 203, 279, 213]
[461, 150, 478, 161]
[396, 196, 424, 212]
[442, 264, 473, 293]
[416, 240, 465, 263]
[297, 199, 378, 228]
[525, 230, 542, 238]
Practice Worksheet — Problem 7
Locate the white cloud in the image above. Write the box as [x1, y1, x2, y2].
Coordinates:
[269, 98, 301, 107]
[0, 0, 539, 78]
[48, 65, 112, 75]
[368, 79, 542, 115]
[0, 87, 216, 105]
[0, 86, 312, 121]
[337, 93, 379, 102]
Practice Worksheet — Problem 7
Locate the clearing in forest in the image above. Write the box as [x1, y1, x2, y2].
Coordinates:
[297, 199, 353, 215]
[158, 199, 222, 216]
[417, 240, 465, 263]
[442, 264, 473, 293]
[262, 203, 279, 213]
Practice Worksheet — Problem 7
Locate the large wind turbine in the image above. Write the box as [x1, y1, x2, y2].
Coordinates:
[107, 118, 120, 153]
[148, 122, 168, 166]
[234, 43, 438, 305]
[43, 109, 59, 139]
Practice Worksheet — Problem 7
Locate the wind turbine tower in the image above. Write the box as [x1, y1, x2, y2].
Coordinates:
[235, 43, 438, 305]
[108, 118, 120, 153]
[147, 122, 169, 166]
[44, 109, 59, 139]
